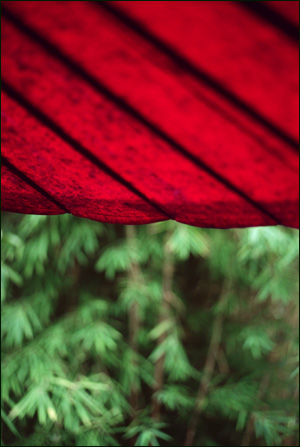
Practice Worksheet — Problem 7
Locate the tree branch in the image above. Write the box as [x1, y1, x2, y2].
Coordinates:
[126, 225, 141, 413]
[151, 230, 175, 420]
[184, 289, 227, 446]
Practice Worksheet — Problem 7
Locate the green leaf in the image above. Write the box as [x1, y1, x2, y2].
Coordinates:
[1, 409, 20, 438]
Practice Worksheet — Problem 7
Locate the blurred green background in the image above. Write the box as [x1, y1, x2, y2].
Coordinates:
[1, 212, 299, 446]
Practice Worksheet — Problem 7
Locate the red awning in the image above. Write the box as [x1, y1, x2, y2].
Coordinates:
[1, 1, 299, 228]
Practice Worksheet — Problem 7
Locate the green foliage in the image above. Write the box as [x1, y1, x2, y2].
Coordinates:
[155, 385, 194, 412]
[238, 327, 275, 359]
[207, 379, 258, 420]
[149, 331, 195, 381]
[1, 213, 299, 446]
[167, 223, 210, 260]
[253, 412, 298, 447]
[124, 416, 172, 446]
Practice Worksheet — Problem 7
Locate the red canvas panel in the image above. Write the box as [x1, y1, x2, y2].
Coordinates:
[266, 1, 299, 25]
[1, 1, 299, 228]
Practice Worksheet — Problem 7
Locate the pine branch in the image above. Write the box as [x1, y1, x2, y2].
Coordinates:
[151, 230, 175, 420]
[126, 225, 141, 414]
[241, 373, 270, 446]
[184, 288, 227, 446]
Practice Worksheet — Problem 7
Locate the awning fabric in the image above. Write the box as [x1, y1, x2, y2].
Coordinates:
[1, 1, 299, 228]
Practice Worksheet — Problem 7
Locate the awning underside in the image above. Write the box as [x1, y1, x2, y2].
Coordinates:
[1, 1, 299, 228]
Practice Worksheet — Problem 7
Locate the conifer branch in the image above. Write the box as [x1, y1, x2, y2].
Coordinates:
[151, 230, 175, 420]
[126, 225, 141, 413]
[184, 288, 227, 446]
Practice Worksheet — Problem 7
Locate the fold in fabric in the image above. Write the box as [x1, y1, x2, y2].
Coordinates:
[1, 1, 299, 228]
